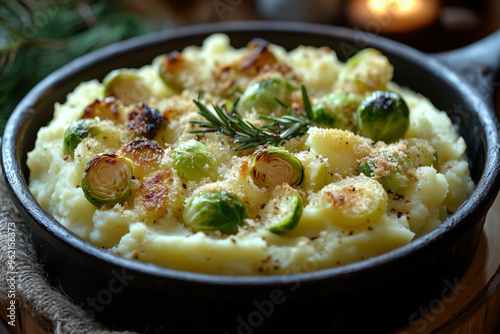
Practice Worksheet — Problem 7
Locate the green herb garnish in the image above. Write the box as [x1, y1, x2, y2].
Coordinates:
[190, 85, 315, 151]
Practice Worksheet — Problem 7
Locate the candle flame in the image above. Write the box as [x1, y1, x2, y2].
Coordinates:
[347, 0, 440, 33]
[368, 0, 418, 14]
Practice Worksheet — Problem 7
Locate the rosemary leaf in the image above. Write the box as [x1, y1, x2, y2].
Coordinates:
[190, 85, 315, 151]
[301, 84, 315, 120]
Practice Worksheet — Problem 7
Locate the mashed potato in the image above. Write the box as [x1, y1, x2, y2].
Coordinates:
[27, 34, 474, 275]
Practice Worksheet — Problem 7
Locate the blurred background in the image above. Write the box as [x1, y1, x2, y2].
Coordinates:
[1, 0, 499, 135]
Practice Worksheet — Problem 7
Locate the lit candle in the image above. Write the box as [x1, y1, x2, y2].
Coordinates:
[347, 0, 441, 33]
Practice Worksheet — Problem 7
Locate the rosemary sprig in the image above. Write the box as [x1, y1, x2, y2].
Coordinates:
[190, 85, 316, 151]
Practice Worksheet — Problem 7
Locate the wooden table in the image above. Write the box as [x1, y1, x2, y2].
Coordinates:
[396, 194, 500, 334]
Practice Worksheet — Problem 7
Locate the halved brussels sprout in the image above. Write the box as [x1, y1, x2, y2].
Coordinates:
[103, 69, 150, 105]
[173, 139, 217, 182]
[250, 147, 304, 188]
[82, 153, 134, 207]
[63, 119, 100, 157]
[312, 92, 363, 129]
[266, 191, 303, 234]
[302, 155, 329, 192]
[120, 137, 165, 181]
[239, 77, 296, 115]
[380, 169, 410, 193]
[158, 50, 189, 93]
[404, 138, 438, 168]
[337, 48, 393, 94]
[236, 38, 278, 77]
[319, 176, 388, 226]
[358, 154, 413, 193]
[127, 103, 166, 140]
[82, 96, 122, 122]
[183, 191, 250, 234]
[345, 48, 381, 72]
[355, 91, 409, 142]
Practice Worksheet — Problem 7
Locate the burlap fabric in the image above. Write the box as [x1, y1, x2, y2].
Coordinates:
[0, 169, 136, 334]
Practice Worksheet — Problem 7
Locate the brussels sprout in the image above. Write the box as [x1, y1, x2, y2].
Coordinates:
[82, 96, 122, 122]
[236, 38, 278, 77]
[63, 119, 100, 157]
[173, 139, 217, 182]
[127, 103, 166, 140]
[82, 153, 134, 207]
[158, 50, 188, 93]
[337, 48, 393, 94]
[312, 92, 363, 128]
[103, 69, 150, 105]
[355, 91, 409, 142]
[121, 137, 165, 181]
[302, 155, 329, 192]
[358, 154, 413, 193]
[239, 77, 296, 115]
[380, 169, 410, 193]
[267, 191, 303, 234]
[357, 160, 376, 178]
[250, 147, 304, 188]
[345, 48, 380, 72]
[183, 191, 250, 234]
[318, 176, 388, 226]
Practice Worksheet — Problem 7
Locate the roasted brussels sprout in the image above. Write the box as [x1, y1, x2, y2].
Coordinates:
[183, 191, 250, 234]
[345, 48, 381, 72]
[236, 38, 279, 77]
[337, 48, 393, 94]
[82, 96, 122, 122]
[312, 92, 363, 128]
[173, 139, 217, 181]
[127, 103, 166, 140]
[239, 77, 296, 115]
[250, 147, 304, 188]
[103, 69, 150, 105]
[159, 50, 188, 93]
[63, 119, 100, 157]
[381, 169, 410, 193]
[318, 176, 388, 226]
[358, 154, 413, 193]
[355, 91, 409, 142]
[120, 137, 165, 181]
[267, 191, 303, 234]
[82, 153, 134, 207]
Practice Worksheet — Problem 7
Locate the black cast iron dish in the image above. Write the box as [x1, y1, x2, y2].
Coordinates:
[2, 22, 500, 333]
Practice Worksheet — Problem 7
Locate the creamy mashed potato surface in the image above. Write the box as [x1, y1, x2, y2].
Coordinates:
[27, 34, 474, 275]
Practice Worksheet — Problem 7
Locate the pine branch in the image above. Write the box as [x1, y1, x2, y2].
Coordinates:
[0, 0, 167, 136]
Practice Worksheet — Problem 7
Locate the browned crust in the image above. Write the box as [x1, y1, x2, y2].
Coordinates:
[235, 38, 290, 77]
[139, 170, 173, 210]
[121, 137, 164, 167]
[127, 103, 166, 139]
[82, 96, 121, 121]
